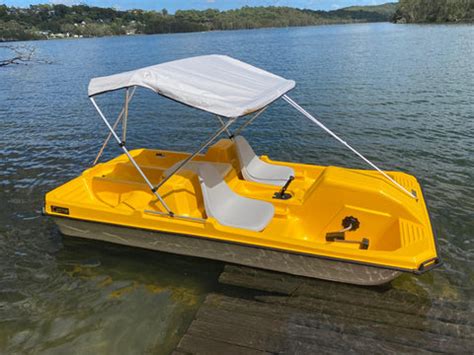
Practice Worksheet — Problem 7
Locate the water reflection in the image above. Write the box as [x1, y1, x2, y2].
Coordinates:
[1, 23, 473, 352]
[1, 232, 222, 353]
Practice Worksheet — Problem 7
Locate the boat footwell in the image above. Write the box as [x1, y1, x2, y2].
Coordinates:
[54, 217, 401, 286]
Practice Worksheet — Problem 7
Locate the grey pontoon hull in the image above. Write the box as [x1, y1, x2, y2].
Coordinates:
[54, 218, 401, 286]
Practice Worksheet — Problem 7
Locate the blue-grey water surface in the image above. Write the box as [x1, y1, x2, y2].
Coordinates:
[1, 23, 473, 352]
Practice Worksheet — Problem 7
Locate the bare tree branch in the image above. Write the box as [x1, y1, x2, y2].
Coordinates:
[0, 44, 52, 67]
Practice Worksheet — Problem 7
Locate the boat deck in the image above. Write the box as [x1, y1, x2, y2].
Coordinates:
[46, 139, 438, 272]
[174, 265, 474, 354]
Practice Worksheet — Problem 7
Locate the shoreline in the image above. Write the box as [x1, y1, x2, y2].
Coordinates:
[0, 19, 379, 43]
[2, 20, 472, 44]
[2, 2, 472, 44]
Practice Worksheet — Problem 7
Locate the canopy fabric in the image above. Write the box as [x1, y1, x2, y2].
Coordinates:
[88, 55, 295, 118]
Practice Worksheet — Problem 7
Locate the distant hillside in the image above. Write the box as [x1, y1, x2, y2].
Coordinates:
[0, 3, 396, 42]
[343, 2, 398, 17]
[393, 0, 474, 23]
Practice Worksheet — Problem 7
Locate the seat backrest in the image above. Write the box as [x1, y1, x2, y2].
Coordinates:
[234, 135, 295, 187]
[234, 135, 258, 170]
[198, 163, 236, 220]
[234, 135, 263, 180]
[197, 163, 275, 231]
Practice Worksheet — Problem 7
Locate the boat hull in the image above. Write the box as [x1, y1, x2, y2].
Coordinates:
[54, 217, 401, 286]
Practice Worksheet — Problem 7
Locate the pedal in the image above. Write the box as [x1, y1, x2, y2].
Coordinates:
[326, 232, 345, 241]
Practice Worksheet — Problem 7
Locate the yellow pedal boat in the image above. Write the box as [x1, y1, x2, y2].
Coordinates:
[44, 55, 440, 285]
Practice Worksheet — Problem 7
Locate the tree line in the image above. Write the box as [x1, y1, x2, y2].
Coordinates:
[0, 4, 396, 41]
[392, 0, 473, 23]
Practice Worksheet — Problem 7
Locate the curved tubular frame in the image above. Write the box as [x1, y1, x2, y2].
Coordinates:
[232, 106, 268, 137]
[89, 85, 416, 222]
[215, 115, 233, 138]
[93, 86, 137, 166]
[122, 88, 129, 143]
[283, 95, 416, 199]
[90, 96, 173, 215]
[90, 90, 238, 219]
[153, 116, 238, 192]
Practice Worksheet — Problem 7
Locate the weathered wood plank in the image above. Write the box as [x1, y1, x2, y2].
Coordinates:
[219, 265, 472, 325]
[188, 305, 431, 354]
[176, 266, 473, 353]
[200, 293, 474, 353]
[256, 294, 473, 340]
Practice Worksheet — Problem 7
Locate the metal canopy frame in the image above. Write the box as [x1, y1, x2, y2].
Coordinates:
[281, 95, 416, 199]
[90, 86, 244, 220]
[89, 86, 415, 221]
[196, 96, 415, 199]
[211, 107, 269, 140]
[93, 86, 137, 166]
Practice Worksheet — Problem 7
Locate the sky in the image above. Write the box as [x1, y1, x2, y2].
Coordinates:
[2, 0, 393, 12]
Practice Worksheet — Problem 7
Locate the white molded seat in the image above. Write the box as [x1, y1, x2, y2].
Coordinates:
[198, 163, 274, 232]
[234, 135, 295, 187]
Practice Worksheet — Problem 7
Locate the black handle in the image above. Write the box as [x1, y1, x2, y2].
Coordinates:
[273, 175, 295, 200]
[416, 257, 441, 274]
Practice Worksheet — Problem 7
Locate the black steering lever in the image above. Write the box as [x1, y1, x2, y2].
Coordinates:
[273, 176, 295, 200]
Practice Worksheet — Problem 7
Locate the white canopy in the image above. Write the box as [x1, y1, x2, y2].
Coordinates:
[88, 55, 295, 118]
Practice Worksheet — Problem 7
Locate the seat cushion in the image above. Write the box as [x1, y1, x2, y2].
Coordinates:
[198, 163, 274, 232]
[234, 135, 294, 186]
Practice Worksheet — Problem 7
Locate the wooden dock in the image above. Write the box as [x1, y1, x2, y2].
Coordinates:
[174, 266, 473, 354]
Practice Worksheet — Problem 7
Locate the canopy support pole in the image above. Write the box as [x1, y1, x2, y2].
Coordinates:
[282, 95, 416, 199]
[93, 86, 136, 166]
[215, 115, 233, 138]
[122, 88, 129, 143]
[232, 106, 268, 138]
[154, 116, 238, 192]
[90, 97, 173, 215]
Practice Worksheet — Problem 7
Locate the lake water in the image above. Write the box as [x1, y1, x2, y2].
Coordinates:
[1, 23, 473, 353]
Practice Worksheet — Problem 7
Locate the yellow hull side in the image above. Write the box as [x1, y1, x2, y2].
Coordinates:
[45, 139, 439, 272]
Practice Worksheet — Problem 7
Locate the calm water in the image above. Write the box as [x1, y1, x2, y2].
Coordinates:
[1, 23, 473, 352]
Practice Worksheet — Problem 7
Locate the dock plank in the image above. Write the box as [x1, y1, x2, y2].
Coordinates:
[198, 294, 473, 353]
[219, 265, 472, 324]
[179, 295, 433, 353]
[175, 266, 473, 354]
